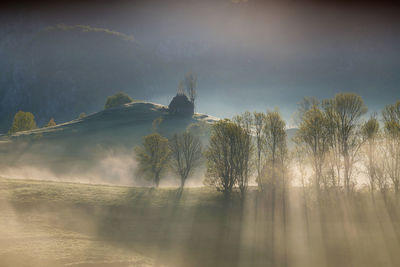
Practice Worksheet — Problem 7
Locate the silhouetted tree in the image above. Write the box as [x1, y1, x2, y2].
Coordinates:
[184, 72, 197, 104]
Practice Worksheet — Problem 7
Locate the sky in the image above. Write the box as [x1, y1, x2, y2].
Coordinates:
[2, 0, 400, 123]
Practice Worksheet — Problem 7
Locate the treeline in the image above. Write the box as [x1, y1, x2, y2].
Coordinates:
[295, 93, 400, 198]
[136, 93, 400, 201]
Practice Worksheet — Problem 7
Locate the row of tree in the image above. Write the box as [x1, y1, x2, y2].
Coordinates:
[136, 93, 400, 201]
[295, 94, 400, 197]
[135, 131, 203, 188]
[8, 111, 57, 134]
[8, 90, 131, 134]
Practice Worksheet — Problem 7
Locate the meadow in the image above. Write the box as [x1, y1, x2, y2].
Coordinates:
[1, 177, 400, 267]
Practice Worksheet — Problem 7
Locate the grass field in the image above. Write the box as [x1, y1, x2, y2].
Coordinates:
[1, 177, 400, 267]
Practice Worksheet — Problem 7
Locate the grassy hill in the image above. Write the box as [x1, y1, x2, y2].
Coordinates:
[0, 101, 217, 184]
[0, 101, 298, 185]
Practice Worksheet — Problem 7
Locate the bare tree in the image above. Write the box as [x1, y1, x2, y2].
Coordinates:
[361, 115, 380, 193]
[296, 105, 330, 191]
[233, 112, 254, 197]
[323, 93, 367, 194]
[293, 96, 320, 126]
[382, 100, 400, 196]
[177, 80, 185, 95]
[253, 112, 266, 189]
[184, 72, 197, 104]
[169, 132, 202, 188]
[262, 110, 287, 189]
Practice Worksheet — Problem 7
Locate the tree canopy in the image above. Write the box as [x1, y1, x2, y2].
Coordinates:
[104, 92, 133, 109]
[9, 111, 37, 134]
[135, 133, 170, 187]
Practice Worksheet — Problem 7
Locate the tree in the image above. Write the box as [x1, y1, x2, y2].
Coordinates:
[9, 111, 37, 134]
[261, 110, 288, 266]
[135, 133, 170, 187]
[382, 100, 400, 196]
[323, 93, 367, 193]
[104, 92, 133, 109]
[177, 80, 185, 95]
[233, 112, 254, 196]
[361, 116, 380, 193]
[262, 110, 287, 189]
[184, 72, 197, 104]
[45, 118, 57, 127]
[169, 132, 202, 188]
[293, 97, 320, 126]
[296, 105, 330, 191]
[204, 119, 247, 198]
[253, 112, 266, 189]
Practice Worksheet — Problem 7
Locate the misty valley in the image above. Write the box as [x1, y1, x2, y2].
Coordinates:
[1, 1, 400, 266]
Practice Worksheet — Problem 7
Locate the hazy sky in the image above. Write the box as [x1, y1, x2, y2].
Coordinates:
[2, 0, 400, 123]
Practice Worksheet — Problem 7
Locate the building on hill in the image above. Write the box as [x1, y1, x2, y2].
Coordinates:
[168, 93, 194, 116]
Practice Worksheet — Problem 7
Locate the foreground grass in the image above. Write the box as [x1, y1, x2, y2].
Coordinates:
[0, 178, 233, 267]
[1, 177, 400, 267]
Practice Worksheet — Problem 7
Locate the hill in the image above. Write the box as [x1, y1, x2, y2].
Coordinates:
[0, 100, 298, 185]
[0, 24, 174, 133]
[0, 101, 217, 184]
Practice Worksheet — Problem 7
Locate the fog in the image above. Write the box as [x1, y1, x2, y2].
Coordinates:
[1, 1, 400, 266]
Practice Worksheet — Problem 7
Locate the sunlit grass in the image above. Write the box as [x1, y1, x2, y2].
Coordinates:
[1, 177, 400, 266]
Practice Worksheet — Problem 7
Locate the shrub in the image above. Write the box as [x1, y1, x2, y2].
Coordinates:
[45, 118, 56, 127]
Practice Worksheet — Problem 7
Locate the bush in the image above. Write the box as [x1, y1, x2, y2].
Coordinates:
[45, 118, 56, 127]
[104, 92, 133, 109]
[9, 111, 37, 134]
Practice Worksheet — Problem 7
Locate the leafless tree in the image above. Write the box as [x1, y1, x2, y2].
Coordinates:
[169, 132, 202, 188]
[253, 112, 266, 189]
[361, 115, 380, 193]
[296, 105, 330, 191]
[382, 101, 400, 196]
[323, 93, 367, 194]
[233, 112, 254, 197]
[185, 72, 197, 104]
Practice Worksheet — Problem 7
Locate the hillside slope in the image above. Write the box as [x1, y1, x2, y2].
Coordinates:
[0, 101, 217, 184]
